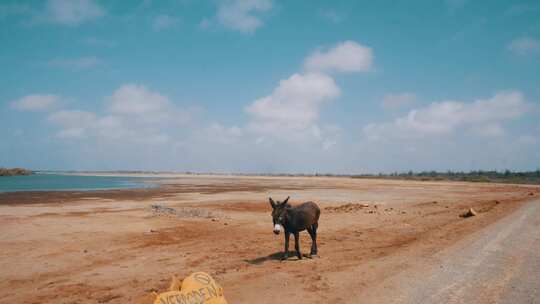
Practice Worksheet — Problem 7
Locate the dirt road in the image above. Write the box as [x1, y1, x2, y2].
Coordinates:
[362, 198, 540, 304]
[0, 176, 538, 303]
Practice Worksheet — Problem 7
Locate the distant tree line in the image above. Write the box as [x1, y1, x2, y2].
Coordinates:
[206, 170, 540, 185]
[349, 170, 540, 184]
[180, 170, 540, 184]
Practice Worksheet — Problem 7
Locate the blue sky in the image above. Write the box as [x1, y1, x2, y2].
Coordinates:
[1, 0, 539, 173]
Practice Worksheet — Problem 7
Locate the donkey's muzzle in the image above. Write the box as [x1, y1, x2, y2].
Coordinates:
[273, 224, 282, 235]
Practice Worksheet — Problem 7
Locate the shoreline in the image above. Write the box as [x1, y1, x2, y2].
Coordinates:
[17, 170, 539, 187]
[0, 173, 162, 195]
[1, 174, 539, 204]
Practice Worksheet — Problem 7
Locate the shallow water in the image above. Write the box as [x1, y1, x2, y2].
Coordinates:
[0, 173, 157, 192]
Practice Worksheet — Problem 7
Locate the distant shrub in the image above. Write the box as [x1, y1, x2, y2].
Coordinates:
[350, 169, 540, 185]
[0, 168, 33, 176]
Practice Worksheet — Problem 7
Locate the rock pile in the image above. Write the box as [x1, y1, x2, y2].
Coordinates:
[325, 203, 370, 213]
[150, 204, 217, 219]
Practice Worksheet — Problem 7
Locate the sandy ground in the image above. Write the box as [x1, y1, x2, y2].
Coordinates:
[0, 176, 539, 304]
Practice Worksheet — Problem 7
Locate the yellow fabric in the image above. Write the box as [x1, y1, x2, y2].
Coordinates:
[154, 272, 228, 304]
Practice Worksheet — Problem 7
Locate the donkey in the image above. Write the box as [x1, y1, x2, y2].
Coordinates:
[269, 196, 320, 260]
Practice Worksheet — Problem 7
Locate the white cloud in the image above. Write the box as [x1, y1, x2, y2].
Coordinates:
[382, 93, 416, 110]
[48, 110, 96, 127]
[11, 94, 60, 111]
[56, 127, 86, 139]
[471, 123, 505, 137]
[47, 84, 189, 143]
[181, 41, 365, 153]
[152, 14, 179, 31]
[304, 41, 373, 73]
[245, 73, 340, 138]
[202, 123, 244, 144]
[364, 91, 530, 140]
[322, 139, 337, 150]
[508, 36, 540, 55]
[216, 0, 272, 33]
[243, 40, 372, 145]
[44, 0, 105, 26]
[109, 84, 169, 115]
[107, 84, 185, 124]
[48, 110, 96, 138]
[48, 56, 102, 69]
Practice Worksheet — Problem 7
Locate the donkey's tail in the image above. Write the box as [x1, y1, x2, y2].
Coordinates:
[314, 203, 321, 223]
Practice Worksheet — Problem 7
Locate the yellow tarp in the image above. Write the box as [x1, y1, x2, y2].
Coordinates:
[154, 272, 228, 304]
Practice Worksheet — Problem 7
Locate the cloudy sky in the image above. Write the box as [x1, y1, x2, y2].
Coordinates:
[1, 0, 539, 173]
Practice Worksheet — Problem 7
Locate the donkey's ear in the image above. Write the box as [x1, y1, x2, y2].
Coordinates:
[269, 197, 276, 208]
[283, 196, 290, 204]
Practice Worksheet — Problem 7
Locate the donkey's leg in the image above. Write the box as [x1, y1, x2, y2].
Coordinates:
[307, 226, 317, 256]
[282, 232, 290, 260]
[313, 223, 318, 255]
[294, 232, 302, 259]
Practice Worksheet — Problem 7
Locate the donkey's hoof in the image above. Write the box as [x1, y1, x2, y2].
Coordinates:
[310, 254, 319, 259]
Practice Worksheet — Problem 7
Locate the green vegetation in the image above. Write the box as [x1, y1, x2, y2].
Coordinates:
[181, 170, 540, 185]
[0, 168, 33, 176]
[350, 170, 540, 185]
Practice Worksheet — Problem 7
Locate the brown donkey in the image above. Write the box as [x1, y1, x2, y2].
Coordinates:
[269, 196, 320, 260]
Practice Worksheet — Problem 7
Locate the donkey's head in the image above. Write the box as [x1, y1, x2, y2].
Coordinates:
[269, 196, 290, 235]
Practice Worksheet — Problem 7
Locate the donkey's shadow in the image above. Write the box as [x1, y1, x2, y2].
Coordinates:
[244, 251, 311, 265]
